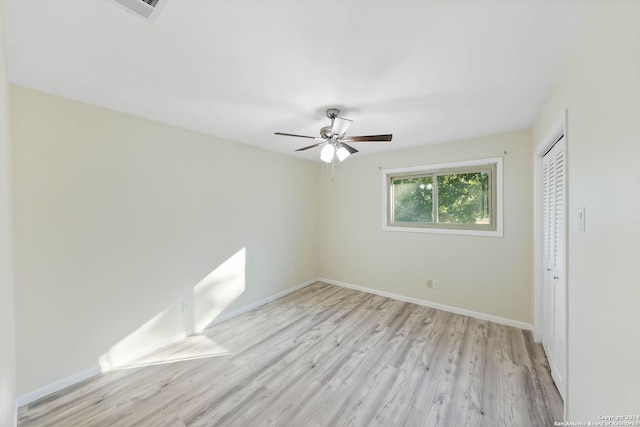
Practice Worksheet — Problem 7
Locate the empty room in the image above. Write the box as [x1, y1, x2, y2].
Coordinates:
[1, 0, 639, 426]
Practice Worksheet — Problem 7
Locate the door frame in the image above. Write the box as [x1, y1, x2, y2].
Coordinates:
[533, 110, 567, 402]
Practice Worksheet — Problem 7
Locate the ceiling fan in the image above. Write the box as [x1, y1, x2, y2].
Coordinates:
[275, 108, 392, 163]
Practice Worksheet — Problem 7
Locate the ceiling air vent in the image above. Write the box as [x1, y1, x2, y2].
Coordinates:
[110, 0, 169, 22]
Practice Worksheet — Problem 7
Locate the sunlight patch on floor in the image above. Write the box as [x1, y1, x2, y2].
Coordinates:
[109, 334, 231, 370]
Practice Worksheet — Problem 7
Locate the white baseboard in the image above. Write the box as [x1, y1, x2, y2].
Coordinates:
[100, 332, 191, 372]
[15, 278, 317, 409]
[208, 278, 317, 326]
[16, 366, 101, 408]
[318, 277, 532, 331]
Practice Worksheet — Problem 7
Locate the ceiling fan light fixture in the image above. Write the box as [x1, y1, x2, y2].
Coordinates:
[336, 146, 351, 162]
[320, 144, 335, 163]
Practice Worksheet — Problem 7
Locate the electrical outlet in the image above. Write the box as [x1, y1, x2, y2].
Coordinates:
[182, 300, 192, 313]
[427, 279, 433, 288]
[433, 280, 441, 290]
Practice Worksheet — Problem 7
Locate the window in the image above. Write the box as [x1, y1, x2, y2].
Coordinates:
[382, 157, 503, 236]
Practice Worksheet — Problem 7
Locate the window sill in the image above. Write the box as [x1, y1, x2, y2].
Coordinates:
[382, 225, 503, 237]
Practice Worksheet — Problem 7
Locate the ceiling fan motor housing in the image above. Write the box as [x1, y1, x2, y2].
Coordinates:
[320, 126, 332, 139]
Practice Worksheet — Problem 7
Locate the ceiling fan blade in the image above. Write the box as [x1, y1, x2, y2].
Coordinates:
[294, 143, 322, 152]
[344, 134, 393, 142]
[275, 132, 318, 139]
[331, 117, 353, 137]
[340, 142, 359, 154]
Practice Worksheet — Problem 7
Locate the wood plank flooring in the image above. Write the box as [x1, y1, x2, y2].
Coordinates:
[18, 282, 563, 426]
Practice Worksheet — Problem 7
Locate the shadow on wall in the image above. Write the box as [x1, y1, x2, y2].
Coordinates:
[99, 248, 246, 371]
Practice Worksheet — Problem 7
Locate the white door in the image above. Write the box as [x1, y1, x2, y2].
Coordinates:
[541, 136, 566, 399]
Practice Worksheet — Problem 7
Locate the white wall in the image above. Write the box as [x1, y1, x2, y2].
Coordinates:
[11, 86, 318, 395]
[318, 130, 533, 324]
[0, 0, 17, 424]
[533, 1, 640, 420]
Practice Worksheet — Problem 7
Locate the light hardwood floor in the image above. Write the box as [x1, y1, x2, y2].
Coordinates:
[18, 282, 563, 426]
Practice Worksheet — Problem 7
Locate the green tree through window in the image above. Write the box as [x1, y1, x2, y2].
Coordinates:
[437, 172, 489, 224]
[392, 176, 433, 222]
[387, 161, 498, 233]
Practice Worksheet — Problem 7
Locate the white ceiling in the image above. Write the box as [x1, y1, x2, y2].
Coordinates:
[4, 0, 593, 161]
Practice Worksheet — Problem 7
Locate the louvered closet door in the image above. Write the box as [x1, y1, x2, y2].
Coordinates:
[542, 136, 566, 399]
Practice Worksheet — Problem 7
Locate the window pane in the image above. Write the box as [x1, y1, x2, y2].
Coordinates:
[437, 172, 490, 224]
[392, 176, 434, 222]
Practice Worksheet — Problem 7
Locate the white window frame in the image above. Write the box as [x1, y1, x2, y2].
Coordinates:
[382, 157, 503, 237]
